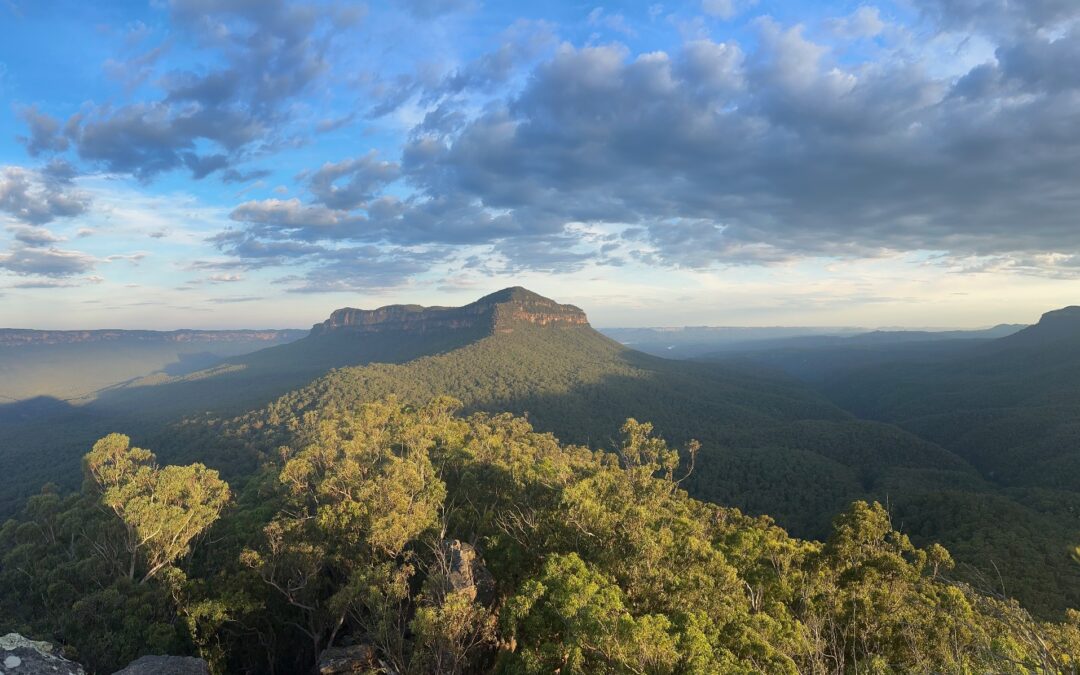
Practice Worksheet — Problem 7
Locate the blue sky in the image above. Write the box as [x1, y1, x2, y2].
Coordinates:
[1, 0, 1079, 329]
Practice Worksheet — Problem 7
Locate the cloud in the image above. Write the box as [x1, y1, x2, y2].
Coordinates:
[587, 8, 636, 37]
[70, 102, 262, 180]
[368, 19, 557, 120]
[228, 198, 367, 240]
[105, 252, 148, 265]
[911, 0, 1078, 35]
[281, 245, 448, 293]
[162, 2, 1080, 290]
[221, 167, 272, 184]
[305, 152, 400, 210]
[400, 0, 474, 19]
[826, 6, 886, 40]
[349, 16, 1080, 270]
[210, 295, 263, 303]
[16, 106, 70, 156]
[56, 0, 356, 181]
[8, 275, 103, 289]
[9, 225, 65, 246]
[0, 246, 96, 277]
[0, 166, 89, 225]
[701, 0, 757, 21]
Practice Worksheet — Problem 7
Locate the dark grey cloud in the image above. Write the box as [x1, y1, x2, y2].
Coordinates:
[70, 102, 263, 181]
[221, 167, 272, 184]
[40, 158, 78, 184]
[305, 152, 400, 210]
[16, 106, 69, 156]
[58, 0, 354, 181]
[0, 166, 89, 225]
[208, 229, 326, 266]
[371, 18, 1080, 269]
[494, 235, 598, 274]
[912, 0, 1077, 35]
[209, 4, 1080, 284]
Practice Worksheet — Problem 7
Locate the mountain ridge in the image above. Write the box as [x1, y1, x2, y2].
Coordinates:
[0, 328, 306, 347]
[994, 305, 1080, 349]
[309, 286, 588, 337]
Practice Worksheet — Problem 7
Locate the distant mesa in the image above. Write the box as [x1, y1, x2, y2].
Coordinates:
[310, 287, 589, 337]
[0, 328, 306, 347]
[997, 305, 1080, 348]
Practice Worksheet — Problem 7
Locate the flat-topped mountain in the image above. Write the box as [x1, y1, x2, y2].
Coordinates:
[310, 287, 588, 336]
[995, 305, 1080, 348]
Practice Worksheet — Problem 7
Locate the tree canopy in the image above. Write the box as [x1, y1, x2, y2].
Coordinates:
[3, 398, 1077, 673]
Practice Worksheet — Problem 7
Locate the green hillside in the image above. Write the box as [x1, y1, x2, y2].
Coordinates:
[824, 310, 1080, 490]
[218, 322, 972, 539]
[3, 399, 1077, 673]
[179, 314, 1079, 618]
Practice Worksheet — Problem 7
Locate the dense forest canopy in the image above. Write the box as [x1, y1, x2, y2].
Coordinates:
[2, 398, 1078, 673]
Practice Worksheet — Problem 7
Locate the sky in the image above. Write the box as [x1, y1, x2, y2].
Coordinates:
[1, 0, 1079, 329]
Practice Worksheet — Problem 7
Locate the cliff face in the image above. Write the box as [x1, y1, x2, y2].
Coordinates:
[310, 287, 589, 337]
[0, 329, 306, 347]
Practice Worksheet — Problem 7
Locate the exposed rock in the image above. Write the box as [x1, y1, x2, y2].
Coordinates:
[110, 655, 210, 675]
[443, 539, 496, 607]
[317, 644, 381, 674]
[0, 633, 85, 675]
[310, 287, 589, 338]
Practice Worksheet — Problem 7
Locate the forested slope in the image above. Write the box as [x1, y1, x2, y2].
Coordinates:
[217, 323, 971, 539]
[2, 399, 1077, 673]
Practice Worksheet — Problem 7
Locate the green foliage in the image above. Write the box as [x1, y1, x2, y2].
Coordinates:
[0, 436, 229, 672]
[8, 398, 1073, 673]
[84, 433, 231, 583]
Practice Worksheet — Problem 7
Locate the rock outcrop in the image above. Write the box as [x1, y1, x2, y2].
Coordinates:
[310, 287, 589, 338]
[442, 539, 496, 607]
[0, 633, 85, 675]
[110, 655, 210, 675]
[317, 644, 383, 674]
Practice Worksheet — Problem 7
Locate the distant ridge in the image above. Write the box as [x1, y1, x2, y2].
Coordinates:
[996, 305, 1080, 348]
[310, 286, 588, 337]
[0, 328, 306, 347]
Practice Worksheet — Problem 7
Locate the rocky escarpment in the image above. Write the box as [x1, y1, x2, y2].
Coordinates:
[309, 287, 589, 338]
